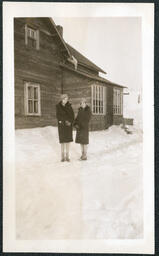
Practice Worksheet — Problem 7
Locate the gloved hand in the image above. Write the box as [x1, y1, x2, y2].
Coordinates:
[65, 120, 71, 126]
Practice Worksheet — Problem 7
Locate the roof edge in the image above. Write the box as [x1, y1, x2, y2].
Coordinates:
[78, 61, 107, 75]
[66, 43, 106, 74]
[49, 18, 72, 58]
[48, 19, 107, 75]
[60, 63, 126, 88]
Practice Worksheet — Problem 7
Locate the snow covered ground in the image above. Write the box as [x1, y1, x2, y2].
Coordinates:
[16, 124, 143, 239]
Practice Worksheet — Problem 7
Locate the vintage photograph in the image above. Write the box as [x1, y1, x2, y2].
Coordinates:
[15, 16, 143, 240]
[3, 2, 154, 254]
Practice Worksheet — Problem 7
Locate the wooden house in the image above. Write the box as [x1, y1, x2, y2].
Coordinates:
[14, 17, 125, 130]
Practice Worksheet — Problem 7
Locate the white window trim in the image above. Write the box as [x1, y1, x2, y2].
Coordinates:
[25, 24, 40, 50]
[91, 84, 106, 115]
[113, 88, 123, 115]
[24, 82, 41, 116]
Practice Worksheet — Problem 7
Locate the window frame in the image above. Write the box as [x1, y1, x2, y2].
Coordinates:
[113, 87, 123, 115]
[91, 84, 106, 115]
[24, 82, 41, 116]
[25, 24, 40, 50]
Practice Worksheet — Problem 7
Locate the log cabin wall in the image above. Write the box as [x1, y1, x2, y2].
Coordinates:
[15, 17, 124, 130]
[62, 69, 115, 131]
[77, 64, 99, 76]
[14, 18, 63, 129]
[106, 85, 114, 127]
[62, 68, 92, 116]
[64, 62, 98, 77]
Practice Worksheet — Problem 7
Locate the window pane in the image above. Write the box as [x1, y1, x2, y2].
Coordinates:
[92, 85, 106, 115]
[120, 92, 122, 114]
[117, 90, 119, 114]
[103, 87, 105, 114]
[25, 83, 40, 115]
[99, 100, 101, 113]
[28, 38, 36, 48]
[34, 87, 38, 99]
[28, 86, 33, 99]
[95, 86, 97, 113]
[93, 99, 95, 113]
[113, 88, 123, 115]
[34, 101, 38, 113]
[33, 30, 37, 39]
[99, 87, 100, 113]
[96, 99, 98, 113]
[31, 30, 35, 38]
[119, 91, 121, 114]
[26, 27, 38, 49]
[101, 100, 103, 114]
[97, 86, 99, 114]
[28, 100, 33, 113]
[113, 89, 116, 105]
[28, 28, 36, 39]
[27, 28, 31, 37]
[101, 87, 103, 113]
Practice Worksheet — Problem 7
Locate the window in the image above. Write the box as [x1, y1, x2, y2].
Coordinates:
[25, 25, 39, 49]
[24, 82, 41, 116]
[113, 88, 123, 115]
[91, 85, 106, 115]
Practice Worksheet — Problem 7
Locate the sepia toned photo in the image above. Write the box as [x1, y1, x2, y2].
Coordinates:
[15, 16, 143, 240]
[3, 2, 154, 254]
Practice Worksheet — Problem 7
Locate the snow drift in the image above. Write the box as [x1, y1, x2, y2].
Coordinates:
[16, 125, 143, 239]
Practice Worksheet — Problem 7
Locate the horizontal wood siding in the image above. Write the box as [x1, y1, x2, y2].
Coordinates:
[90, 115, 107, 131]
[62, 69, 115, 131]
[15, 70, 61, 128]
[14, 18, 63, 129]
[106, 86, 114, 127]
[14, 18, 120, 130]
[77, 64, 99, 76]
[62, 69, 91, 116]
[65, 61, 99, 77]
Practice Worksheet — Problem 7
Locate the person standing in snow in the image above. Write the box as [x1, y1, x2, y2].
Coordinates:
[56, 94, 74, 162]
[74, 98, 91, 160]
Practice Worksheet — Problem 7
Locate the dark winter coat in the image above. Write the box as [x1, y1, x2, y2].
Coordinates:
[56, 101, 74, 143]
[74, 105, 91, 145]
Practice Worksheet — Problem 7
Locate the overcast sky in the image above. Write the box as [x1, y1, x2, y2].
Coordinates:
[53, 17, 142, 118]
[53, 17, 142, 95]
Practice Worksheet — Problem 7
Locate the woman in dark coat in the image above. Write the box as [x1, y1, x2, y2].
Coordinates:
[56, 94, 74, 162]
[74, 98, 91, 160]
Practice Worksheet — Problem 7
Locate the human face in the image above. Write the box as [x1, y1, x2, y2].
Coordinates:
[81, 101, 86, 108]
[62, 97, 68, 105]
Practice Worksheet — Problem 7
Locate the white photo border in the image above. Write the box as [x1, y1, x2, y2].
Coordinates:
[3, 2, 154, 254]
